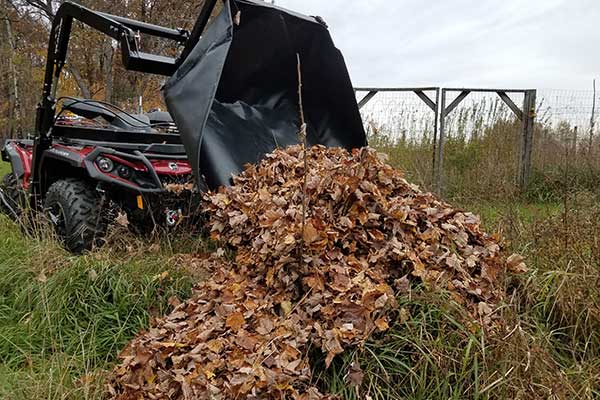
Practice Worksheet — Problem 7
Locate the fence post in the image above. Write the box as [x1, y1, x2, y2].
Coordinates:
[431, 88, 440, 187]
[519, 90, 536, 190]
[435, 89, 446, 195]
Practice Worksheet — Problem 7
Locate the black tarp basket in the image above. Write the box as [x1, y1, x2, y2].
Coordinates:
[163, 0, 366, 190]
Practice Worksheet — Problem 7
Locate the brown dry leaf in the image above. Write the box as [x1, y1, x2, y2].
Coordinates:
[165, 182, 194, 195]
[207, 339, 224, 353]
[375, 317, 389, 332]
[280, 301, 293, 317]
[37, 271, 47, 283]
[283, 234, 296, 245]
[109, 145, 513, 400]
[394, 275, 411, 293]
[346, 362, 364, 388]
[506, 254, 528, 273]
[324, 330, 344, 368]
[225, 312, 245, 332]
[115, 212, 129, 227]
[399, 307, 411, 324]
[152, 271, 169, 282]
[303, 221, 320, 244]
[168, 296, 182, 308]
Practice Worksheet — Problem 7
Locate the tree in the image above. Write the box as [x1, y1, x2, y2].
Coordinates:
[0, 0, 205, 137]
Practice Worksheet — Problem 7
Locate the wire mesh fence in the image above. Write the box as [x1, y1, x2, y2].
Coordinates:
[356, 89, 438, 189]
[358, 90, 438, 142]
[356, 87, 600, 201]
[442, 91, 524, 140]
[538, 89, 599, 134]
[357, 88, 600, 141]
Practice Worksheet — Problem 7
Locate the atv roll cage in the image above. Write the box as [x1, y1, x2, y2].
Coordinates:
[32, 0, 221, 199]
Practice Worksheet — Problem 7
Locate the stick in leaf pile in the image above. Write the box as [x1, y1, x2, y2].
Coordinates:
[296, 53, 308, 265]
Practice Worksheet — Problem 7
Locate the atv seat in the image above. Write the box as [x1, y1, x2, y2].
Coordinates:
[61, 98, 156, 133]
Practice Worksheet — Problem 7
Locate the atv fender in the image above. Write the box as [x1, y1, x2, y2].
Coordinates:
[41, 146, 85, 167]
[37, 146, 87, 195]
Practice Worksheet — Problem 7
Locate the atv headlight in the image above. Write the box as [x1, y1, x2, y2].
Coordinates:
[96, 157, 114, 173]
[117, 165, 132, 179]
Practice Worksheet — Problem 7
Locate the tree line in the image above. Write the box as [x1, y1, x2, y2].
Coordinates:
[0, 0, 205, 138]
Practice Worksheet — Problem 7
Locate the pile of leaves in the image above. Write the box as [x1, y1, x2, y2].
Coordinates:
[109, 145, 524, 399]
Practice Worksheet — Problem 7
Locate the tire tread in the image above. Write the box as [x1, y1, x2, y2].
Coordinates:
[45, 178, 106, 253]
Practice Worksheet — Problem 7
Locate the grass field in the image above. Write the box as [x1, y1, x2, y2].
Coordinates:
[0, 155, 598, 399]
[0, 162, 199, 398]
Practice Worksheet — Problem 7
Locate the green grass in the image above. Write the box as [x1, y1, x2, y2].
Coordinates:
[0, 161, 598, 399]
[0, 161, 11, 176]
[0, 222, 199, 399]
[318, 294, 493, 399]
[0, 172, 201, 399]
[466, 201, 562, 226]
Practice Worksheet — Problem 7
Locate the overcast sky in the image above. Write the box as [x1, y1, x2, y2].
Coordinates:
[277, 0, 599, 90]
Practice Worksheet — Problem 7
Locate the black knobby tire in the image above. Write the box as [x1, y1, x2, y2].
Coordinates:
[44, 178, 107, 254]
[0, 173, 26, 216]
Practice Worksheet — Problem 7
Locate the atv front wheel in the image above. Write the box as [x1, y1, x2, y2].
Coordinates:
[0, 173, 26, 217]
[44, 178, 107, 253]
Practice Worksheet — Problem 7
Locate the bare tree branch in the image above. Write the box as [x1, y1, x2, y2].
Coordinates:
[65, 63, 91, 99]
[3, 0, 25, 18]
[22, 0, 54, 19]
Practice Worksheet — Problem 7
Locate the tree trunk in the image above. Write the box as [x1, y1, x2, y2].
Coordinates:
[66, 64, 92, 99]
[137, 0, 147, 113]
[102, 38, 114, 103]
[4, 16, 21, 138]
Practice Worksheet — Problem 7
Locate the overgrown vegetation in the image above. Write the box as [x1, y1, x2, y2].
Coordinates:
[370, 116, 600, 204]
[0, 124, 598, 399]
[0, 159, 203, 397]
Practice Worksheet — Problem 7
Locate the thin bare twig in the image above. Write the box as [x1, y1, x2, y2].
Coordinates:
[296, 53, 308, 265]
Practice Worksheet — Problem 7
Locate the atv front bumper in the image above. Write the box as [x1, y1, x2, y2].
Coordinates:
[83, 146, 192, 194]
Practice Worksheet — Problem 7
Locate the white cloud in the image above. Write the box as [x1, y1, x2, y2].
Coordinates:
[276, 0, 599, 89]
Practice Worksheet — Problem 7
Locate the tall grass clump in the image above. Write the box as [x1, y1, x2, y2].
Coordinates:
[317, 290, 586, 399]
[516, 200, 599, 372]
[367, 98, 600, 204]
[0, 214, 202, 399]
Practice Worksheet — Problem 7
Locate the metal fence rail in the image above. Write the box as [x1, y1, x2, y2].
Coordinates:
[355, 87, 537, 194]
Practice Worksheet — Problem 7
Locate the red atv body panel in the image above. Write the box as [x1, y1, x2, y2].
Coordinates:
[2, 139, 193, 196]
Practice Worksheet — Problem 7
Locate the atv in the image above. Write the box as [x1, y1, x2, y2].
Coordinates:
[0, 0, 367, 253]
[1, 100, 195, 253]
[0, 2, 196, 253]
